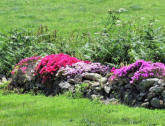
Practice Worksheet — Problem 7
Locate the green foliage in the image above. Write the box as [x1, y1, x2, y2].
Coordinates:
[64, 83, 89, 99]
[2, 9, 165, 75]
[0, 80, 10, 89]
[2, 13, 165, 76]
[0, 26, 92, 76]
[86, 10, 165, 65]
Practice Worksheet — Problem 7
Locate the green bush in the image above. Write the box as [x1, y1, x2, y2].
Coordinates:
[1, 10, 165, 75]
[86, 10, 165, 65]
[0, 26, 91, 76]
[0, 27, 57, 75]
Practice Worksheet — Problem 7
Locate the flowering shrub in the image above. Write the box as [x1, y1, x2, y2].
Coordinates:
[36, 53, 82, 83]
[11, 56, 41, 75]
[56, 62, 110, 78]
[109, 60, 165, 83]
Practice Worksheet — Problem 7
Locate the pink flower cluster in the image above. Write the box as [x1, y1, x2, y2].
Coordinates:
[109, 60, 165, 83]
[56, 62, 110, 78]
[11, 56, 41, 75]
[36, 53, 83, 83]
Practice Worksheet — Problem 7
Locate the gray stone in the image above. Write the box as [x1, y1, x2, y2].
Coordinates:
[118, 79, 124, 86]
[158, 79, 164, 85]
[163, 98, 165, 102]
[104, 86, 111, 94]
[139, 92, 146, 97]
[139, 78, 159, 90]
[141, 102, 149, 107]
[10, 59, 39, 88]
[83, 80, 93, 85]
[123, 92, 131, 104]
[91, 94, 98, 99]
[95, 87, 102, 91]
[144, 99, 149, 102]
[90, 82, 100, 87]
[124, 84, 133, 89]
[149, 86, 164, 93]
[147, 92, 157, 99]
[161, 90, 165, 98]
[100, 77, 107, 84]
[68, 75, 83, 84]
[0, 76, 9, 85]
[59, 82, 71, 89]
[2, 76, 7, 82]
[67, 79, 76, 84]
[150, 97, 163, 108]
[102, 98, 118, 104]
[109, 98, 118, 102]
[83, 73, 102, 81]
[137, 96, 143, 101]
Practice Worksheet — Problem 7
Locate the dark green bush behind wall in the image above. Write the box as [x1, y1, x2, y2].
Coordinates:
[1, 11, 165, 76]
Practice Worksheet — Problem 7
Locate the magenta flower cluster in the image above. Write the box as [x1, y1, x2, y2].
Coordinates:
[35, 53, 83, 83]
[110, 60, 165, 83]
[56, 62, 110, 78]
[11, 56, 41, 75]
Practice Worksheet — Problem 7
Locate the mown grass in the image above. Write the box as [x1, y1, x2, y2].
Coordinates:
[1, 1, 165, 125]
[0, 0, 165, 34]
[0, 90, 165, 126]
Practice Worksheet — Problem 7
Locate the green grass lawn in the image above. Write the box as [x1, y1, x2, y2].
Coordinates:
[0, 91, 165, 126]
[1, 1, 165, 125]
[0, 0, 165, 34]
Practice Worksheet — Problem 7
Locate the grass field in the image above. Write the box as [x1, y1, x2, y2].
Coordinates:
[1, 91, 165, 126]
[0, 0, 165, 34]
[1, 0, 165, 126]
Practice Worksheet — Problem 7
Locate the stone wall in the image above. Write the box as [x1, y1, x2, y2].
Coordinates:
[8, 60, 165, 109]
[9, 67, 165, 109]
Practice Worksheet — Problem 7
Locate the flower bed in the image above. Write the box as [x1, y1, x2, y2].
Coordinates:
[9, 55, 165, 109]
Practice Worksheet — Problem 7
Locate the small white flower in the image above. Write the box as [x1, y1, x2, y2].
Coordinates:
[118, 8, 127, 13]
[155, 19, 160, 22]
[116, 20, 121, 23]
[116, 24, 122, 26]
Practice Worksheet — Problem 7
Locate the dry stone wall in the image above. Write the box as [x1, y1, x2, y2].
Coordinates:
[9, 64, 165, 109]
[8, 55, 165, 109]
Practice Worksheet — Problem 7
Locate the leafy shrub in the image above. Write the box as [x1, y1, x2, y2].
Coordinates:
[0, 28, 58, 76]
[0, 27, 91, 76]
[109, 60, 165, 83]
[1, 10, 165, 76]
[0, 80, 10, 89]
[85, 9, 165, 65]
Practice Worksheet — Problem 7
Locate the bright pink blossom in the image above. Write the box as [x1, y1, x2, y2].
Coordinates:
[36, 53, 82, 83]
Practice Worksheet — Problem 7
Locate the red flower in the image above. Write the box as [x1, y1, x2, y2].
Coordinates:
[36, 53, 82, 83]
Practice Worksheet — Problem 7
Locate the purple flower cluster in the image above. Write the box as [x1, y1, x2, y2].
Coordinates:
[110, 60, 165, 83]
[56, 62, 110, 78]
